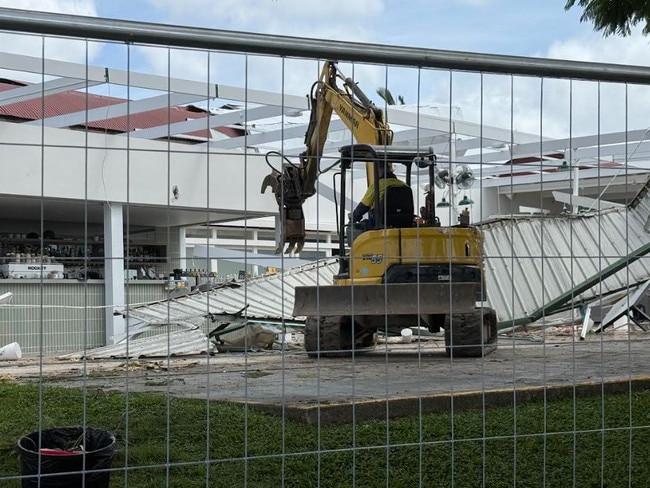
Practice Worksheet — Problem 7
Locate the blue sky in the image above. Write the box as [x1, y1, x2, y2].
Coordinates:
[92, 0, 604, 57]
[93, 0, 587, 56]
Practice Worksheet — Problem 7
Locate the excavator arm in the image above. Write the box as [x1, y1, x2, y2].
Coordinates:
[261, 61, 393, 254]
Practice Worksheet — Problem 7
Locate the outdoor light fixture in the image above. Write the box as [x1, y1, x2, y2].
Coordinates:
[558, 160, 570, 171]
[458, 195, 474, 206]
[436, 197, 451, 208]
[433, 164, 475, 211]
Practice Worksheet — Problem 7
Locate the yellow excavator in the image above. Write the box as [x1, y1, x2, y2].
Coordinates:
[262, 61, 497, 357]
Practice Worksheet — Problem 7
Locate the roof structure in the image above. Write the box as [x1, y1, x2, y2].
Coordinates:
[3, 50, 650, 175]
[0, 78, 243, 141]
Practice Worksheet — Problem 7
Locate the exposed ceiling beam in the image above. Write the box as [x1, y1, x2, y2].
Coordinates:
[126, 104, 289, 140]
[209, 119, 348, 150]
[564, 140, 650, 163]
[492, 168, 648, 192]
[386, 108, 548, 145]
[552, 191, 624, 210]
[0, 52, 309, 108]
[0, 76, 101, 105]
[457, 128, 650, 165]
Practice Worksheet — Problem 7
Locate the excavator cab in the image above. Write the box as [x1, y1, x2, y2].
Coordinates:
[337, 143, 436, 265]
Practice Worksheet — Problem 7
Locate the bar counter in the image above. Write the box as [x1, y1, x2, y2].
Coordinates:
[0, 279, 168, 355]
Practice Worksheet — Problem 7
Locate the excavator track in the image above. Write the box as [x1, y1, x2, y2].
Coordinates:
[304, 315, 376, 358]
[445, 307, 498, 357]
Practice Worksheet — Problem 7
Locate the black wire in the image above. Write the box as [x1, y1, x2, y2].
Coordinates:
[332, 171, 340, 233]
[264, 150, 296, 173]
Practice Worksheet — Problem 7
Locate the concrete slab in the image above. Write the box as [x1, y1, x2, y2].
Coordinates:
[2, 329, 649, 424]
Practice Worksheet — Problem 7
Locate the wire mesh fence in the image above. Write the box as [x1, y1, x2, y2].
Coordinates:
[0, 8, 649, 487]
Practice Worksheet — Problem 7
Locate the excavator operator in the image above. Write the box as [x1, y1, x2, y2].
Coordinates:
[349, 162, 409, 229]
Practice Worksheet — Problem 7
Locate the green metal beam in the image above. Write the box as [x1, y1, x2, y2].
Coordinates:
[498, 240, 650, 330]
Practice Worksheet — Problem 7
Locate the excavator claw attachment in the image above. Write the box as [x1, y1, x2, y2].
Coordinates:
[261, 167, 307, 254]
[260, 172, 280, 198]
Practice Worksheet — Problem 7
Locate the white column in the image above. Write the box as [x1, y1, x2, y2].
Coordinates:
[449, 133, 457, 210]
[104, 203, 125, 345]
[275, 215, 282, 254]
[252, 230, 259, 276]
[178, 226, 187, 271]
[572, 165, 580, 215]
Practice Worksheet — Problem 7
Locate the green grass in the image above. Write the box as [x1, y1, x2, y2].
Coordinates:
[1, 381, 649, 487]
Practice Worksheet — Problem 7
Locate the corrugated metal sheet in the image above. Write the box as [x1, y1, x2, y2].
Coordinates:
[122, 260, 337, 325]
[122, 182, 650, 327]
[482, 182, 650, 322]
[59, 328, 210, 360]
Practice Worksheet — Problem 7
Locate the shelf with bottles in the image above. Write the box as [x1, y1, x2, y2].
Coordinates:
[0, 240, 167, 265]
[126, 245, 167, 263]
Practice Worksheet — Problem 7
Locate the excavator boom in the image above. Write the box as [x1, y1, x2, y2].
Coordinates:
[261, 61, 393, 254]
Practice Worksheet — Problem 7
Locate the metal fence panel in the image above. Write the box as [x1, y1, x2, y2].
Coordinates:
[0, 8, 649, 488]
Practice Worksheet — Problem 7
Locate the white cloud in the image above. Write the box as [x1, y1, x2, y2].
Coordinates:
[0, 0, 100, 82]
[539, 29, 650, 137]
[145, 0, 383, 39]
[132, 0, 390, 101]
[546, 29, 650, 66]
[139, 0, 386, 48]
[0, 0, 96, 15]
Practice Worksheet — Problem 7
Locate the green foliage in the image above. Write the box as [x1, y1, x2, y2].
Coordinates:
[376, 87, 396, 105]
[565, 0, 650, 36]
[1, 381, 650, 487]
[376, 87, 405, 106]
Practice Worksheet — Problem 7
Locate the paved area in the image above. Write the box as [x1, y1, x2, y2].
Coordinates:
[2, 329, 649, 424]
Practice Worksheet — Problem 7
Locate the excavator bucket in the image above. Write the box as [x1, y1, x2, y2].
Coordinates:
[293, 282, 478, 317]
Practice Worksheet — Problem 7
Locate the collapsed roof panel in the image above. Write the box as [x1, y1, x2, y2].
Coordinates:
[483, 177, 650, 322]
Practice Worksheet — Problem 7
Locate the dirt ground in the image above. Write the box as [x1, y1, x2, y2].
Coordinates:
[2, 326, 649, 423]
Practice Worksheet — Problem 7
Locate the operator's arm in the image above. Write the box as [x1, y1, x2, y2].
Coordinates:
[351, 186, 375, 222]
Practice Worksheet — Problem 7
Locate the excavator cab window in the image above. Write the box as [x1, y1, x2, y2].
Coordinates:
[338, 143, 432, 232]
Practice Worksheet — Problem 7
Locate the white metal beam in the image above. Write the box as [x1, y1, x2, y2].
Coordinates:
[386, 107, 548, 145]
[552, 191, 624, 210]
[563, 140, 650, 164]
[491, 168, 648, 192]
[0, 76, 101, 105]
[126, 104, 289, 140]
[209, 119, 348, 150]
[0, 52, 309, 108]
[457, 128, 650, 165]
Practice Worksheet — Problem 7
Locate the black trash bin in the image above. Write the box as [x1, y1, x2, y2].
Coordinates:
[18, 426, 116, 488]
